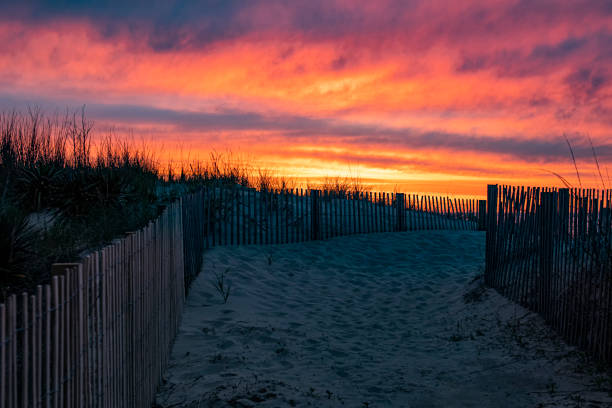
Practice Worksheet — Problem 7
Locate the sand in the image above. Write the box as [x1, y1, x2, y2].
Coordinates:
[155, 231, 612, 407]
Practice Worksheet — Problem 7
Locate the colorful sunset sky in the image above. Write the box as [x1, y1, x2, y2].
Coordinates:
[1, 1, 612, 196]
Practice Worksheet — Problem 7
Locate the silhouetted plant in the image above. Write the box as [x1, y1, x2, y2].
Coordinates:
[92, 168, 133, 209]
[52, 170, 100, 217]
[0, 206, 36, 291]
[0, 105, 385, 300]
[13, 164, 64, 212]
[212, 268, 232, 303]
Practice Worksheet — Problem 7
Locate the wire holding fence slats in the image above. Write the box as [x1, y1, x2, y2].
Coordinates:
[485, 184, 612, 365]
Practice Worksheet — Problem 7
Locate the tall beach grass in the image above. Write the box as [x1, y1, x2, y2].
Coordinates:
[0, 109, 266, 299]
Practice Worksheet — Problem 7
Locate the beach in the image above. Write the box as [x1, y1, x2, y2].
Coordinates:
[155, 231, 611, 407]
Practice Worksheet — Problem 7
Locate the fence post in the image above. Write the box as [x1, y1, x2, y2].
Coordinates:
[311, 190, 321, 240]
[478, 200, 487, 231]
[538, 191, 555, 318]
[396, 193, 406, 232]
[485, 184, 498, 286]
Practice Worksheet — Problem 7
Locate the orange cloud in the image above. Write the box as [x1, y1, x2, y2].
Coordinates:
[0, 1, 611, 196]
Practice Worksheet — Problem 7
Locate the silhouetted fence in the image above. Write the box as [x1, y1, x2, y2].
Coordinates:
[485, 184, 612, 364]
[0, 199, 190, 408]
[196, 186, 481, 251]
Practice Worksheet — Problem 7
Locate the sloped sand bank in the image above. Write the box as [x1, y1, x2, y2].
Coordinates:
[156, 231, 611, 407]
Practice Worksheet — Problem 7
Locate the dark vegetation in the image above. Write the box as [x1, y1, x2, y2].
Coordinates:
[0, 107, 369, 301]
[544, 134, 611, 190]
[0, 108, 253, 301]
[0, 108, 163, 299]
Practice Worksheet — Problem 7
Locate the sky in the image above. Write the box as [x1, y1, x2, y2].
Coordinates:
[1, 1, 612, 196]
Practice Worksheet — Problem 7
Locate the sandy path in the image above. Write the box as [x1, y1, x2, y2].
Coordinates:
[155, 231, 611, 407]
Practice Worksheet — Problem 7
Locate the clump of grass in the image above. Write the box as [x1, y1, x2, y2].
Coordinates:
[172, 150, 251, 188]
[253, 168, 296, 192]
[212, 268, 232, 303]
[545, 134, 611, 190]
[0, 105, 386, 300]
[312, 175, 369, 197]
[0, 107, 274, 299]
[0, 107, 164, 299]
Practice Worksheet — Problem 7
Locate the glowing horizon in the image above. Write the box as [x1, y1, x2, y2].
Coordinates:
[1, 1, 611, 196]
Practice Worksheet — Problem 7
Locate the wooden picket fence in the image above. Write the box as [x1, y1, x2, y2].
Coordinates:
[0, 185, 482, 407]
[0, 199, 188, 408]
[180, 186, 484, 290]
[194, 186, 483, 251]
[485, 184, 612, 364]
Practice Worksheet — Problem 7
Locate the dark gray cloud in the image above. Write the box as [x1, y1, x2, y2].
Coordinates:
[33, 100, 612, 163]
[5, 0, 612, 55]
[2, 1, 250, 51]
[530, 37, 587, 59]
[528, 96, 552, 107]
[86, 103, 331, 132]
[456, 55, 488, 73]
[564, 67, 609, 104]
[2, 93, 610, 164]
[456, 35, 603, 78]
[330, 56, 349, 71]
[3, 1, 400, 50]
[503, 0, 612, 27]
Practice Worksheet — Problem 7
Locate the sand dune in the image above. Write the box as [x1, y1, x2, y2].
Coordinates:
[155, 231, 611, 407]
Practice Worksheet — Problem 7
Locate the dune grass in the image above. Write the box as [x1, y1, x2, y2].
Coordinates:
[0, 108, 167, 299]
[0, 107, 375, 300]
[0, 109, 254, 300]
[551, 134, 611, 190]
